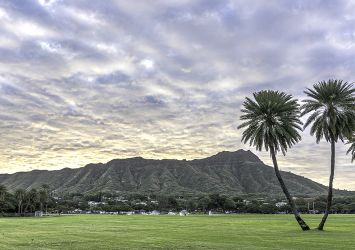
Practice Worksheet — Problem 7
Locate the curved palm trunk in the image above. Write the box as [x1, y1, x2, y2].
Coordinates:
[318, 139, 335, 230]
[270, 147, 310, 231]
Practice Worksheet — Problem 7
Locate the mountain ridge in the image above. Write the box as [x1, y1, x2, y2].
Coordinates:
[0, 150, 351, 196]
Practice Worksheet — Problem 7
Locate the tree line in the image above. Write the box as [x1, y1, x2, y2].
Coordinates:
[0, 184, 50, 216]
[2, 186, 355, 216]
[238, 79, 355, 231]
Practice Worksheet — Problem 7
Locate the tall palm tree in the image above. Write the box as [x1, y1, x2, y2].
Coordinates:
[40, 184, 50, 213]
[15, 189, 26, 215]
[301, 79, 355, 230]
[238, 90, 310, 231]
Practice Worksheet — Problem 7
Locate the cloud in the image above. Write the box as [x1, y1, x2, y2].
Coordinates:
[0, 0, 354, 189]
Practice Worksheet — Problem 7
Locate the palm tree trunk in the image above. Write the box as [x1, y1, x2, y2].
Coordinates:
[24, 201, 29, 214]
[270, 147, 310, 231]
[318, 139, 335, 230]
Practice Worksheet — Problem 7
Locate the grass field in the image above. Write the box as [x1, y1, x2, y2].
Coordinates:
[0, 214, 354, 249]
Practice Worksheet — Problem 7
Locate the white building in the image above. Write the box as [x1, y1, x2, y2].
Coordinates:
[150, 210, 160, 215]
[179, 210, 188, 216]
[275, 202, 288, 208]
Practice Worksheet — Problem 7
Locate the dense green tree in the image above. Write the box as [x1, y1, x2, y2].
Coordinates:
[0, 185, 8, 213]
[186, 200, 197, 212]
[206, 194, 223, 211]
[238, 90, 310, 230]
[0, 185, 7, 203]
[301, 79, 355, 230]
[156, 196, 176, 211]
[222, 197, 236, 211]
[245, 201, 262, 213]
[197, 196, 211, 212]
[24, 189, 39, 213]
[260, 203, 277, 214]
[347, 202, 355, 213]
[115, 203, 132, 212]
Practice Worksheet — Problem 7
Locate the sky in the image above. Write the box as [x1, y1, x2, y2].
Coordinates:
[0, 0, 354, 190]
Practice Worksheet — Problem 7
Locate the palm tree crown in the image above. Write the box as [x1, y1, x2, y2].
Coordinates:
[301, 79, 355, 143]
[238, 90, 302, 155]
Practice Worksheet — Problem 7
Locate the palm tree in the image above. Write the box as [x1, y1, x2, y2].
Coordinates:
[15, 189, 26, 215]
[40, 184, 50, 213]
[301, 79, 355, 230]
[238, 90, 310, 231]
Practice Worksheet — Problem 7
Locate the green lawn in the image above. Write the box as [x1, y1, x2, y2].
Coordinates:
[0, 214, 354, 249]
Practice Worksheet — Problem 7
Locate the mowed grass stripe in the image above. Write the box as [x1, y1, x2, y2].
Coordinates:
[0, 214, 354, 249]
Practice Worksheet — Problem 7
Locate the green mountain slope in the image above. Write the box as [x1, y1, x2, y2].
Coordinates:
[0, 150, 344, 196]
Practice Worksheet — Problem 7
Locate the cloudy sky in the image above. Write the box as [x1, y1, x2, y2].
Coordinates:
[0, 0, 354, 190]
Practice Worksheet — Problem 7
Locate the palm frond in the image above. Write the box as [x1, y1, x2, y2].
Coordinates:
[345, 132, 355, 162]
